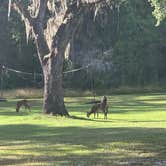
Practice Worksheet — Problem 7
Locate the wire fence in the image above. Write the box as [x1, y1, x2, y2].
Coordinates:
[4, 63, 93, 78]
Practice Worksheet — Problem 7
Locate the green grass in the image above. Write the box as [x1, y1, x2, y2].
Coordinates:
[0, 94, 166, 166]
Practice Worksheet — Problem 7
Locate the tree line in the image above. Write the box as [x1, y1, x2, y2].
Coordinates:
[0, 0, 166, 90]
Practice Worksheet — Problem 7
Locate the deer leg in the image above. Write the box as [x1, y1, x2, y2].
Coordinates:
[16, 106, 19, 112]
[23, 104, 27, 111]
[25, 103, 31, 112]
[97, 111, 99, 119]
[104, 107, 108, 119]
[104, 112, 107, 119]
[27, 105, 31, 112]
[103, 109, 106, 119]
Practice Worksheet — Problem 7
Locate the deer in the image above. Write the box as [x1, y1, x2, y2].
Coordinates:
[16, 99, 31, 113]
[87, 96, 108, 119]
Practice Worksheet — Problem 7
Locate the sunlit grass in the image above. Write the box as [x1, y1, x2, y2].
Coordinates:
[0, 93, 166, 165]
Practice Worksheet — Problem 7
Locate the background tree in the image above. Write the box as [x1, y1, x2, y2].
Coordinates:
[112, 0, 166, 87]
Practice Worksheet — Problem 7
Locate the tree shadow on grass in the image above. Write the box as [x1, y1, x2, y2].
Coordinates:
[0, 124, 166, 165]
[70, 115, 112, 122]
[0, 110, 30, 116]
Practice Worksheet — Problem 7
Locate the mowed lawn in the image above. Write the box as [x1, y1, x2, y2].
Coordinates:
[0, 94, 166, 166]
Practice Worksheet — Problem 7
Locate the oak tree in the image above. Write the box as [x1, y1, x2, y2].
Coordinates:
[12, 0, 115, 116]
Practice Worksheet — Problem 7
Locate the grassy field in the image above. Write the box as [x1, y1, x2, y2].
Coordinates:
[0, 93, 166, 166]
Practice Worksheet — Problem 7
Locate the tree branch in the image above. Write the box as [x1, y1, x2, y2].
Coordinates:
[84, 0, 105, 5]
[13, 0, 50, 65]
[51, 3, 84, 52]
[13, 0, 33, 24]
[37, 0, 48, 22]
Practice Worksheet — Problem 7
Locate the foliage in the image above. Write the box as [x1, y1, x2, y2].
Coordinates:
[0, 1, 42, 89]
[149, 0, 166, 25]
[111, 0, 166, 87]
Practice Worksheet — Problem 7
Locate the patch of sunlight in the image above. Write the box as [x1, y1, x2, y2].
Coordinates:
[98, 142, 157, 158]
[0, 145, 41, 156]
[0, 155, 18, 160]
[0, 140, 30, 148]
[54, 144, 91, 155]
[135, 95, 166, 101]
[16, 162, 50, 166]
[143, 100, 166, 104]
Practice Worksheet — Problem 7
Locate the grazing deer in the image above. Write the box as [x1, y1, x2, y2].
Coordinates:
[87, 96, 108, 119]
[16, 99, 31, 112]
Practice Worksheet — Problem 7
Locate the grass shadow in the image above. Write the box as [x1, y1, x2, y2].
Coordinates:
[70, 115, 112, 122]
[0, 124, 166, 165]
[0, 110, 29, 116]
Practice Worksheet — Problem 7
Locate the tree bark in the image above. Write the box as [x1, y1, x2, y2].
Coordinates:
[31, 19, 69, 115]
[43, 52, 69, 116]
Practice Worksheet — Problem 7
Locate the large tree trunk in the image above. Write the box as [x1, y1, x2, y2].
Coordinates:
[41, 16, 82, 116]
[41, 34, 70, 115]
[32, 19, 71, 116]
[42, 48, 69, 116]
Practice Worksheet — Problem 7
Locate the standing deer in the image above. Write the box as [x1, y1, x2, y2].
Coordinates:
[87, 96, 108, 119]
[16, 99, 31, 112]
